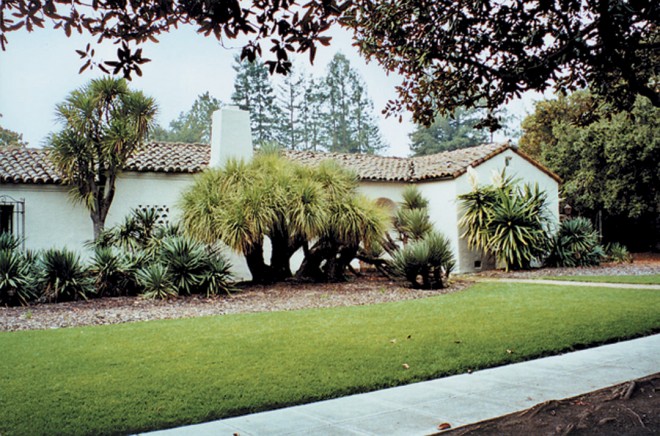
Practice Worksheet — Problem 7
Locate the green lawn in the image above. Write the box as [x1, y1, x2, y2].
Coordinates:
[1, 282, 659, 436]
[541, 274, 660, 285]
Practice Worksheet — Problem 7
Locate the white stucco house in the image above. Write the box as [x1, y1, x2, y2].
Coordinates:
[0, 108, 560, 279]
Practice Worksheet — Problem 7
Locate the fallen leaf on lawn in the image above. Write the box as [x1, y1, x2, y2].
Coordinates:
[402, 363, 410, 369]
[437, 422, 451, 430]
[506, 349, 514, 354]
[390, 339, 397, 343]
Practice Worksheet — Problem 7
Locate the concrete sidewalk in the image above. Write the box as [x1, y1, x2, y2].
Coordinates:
[145, 334, 660, 436]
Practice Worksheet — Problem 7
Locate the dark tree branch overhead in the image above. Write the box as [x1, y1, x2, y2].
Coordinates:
[0, 0, 350, 77]
[1, 0, 657, 126]
[346, 0, 659, 126]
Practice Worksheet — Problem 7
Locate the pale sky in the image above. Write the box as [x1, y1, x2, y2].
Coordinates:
[0, 24, 545, 157]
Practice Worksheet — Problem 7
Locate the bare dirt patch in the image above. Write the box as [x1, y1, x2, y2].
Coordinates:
[443, 373, 660, 436]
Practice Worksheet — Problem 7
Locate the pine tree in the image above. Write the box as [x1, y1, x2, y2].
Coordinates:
[299, 77, 326, 152]
[231, 56, 280, 147]
[409, 107, 488, 156]
[150, 92, 222, 143]
[351, 82, 385, 154]
[322, 53, 385, 154]
[276, 68, 305, 150]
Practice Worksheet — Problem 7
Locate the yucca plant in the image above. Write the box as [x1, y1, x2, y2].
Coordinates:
[136, 263, 175, 300]
[395, 208, 433, 242]
[457, 186, 499, 251]
[390, 231, 455, 289]
[159, 236, 206, 295]
[37, 248, 94, 302]
[122, 250, 150, 295]
[459, 176, 551, 271]
[401, 185, 429, 210]
[486, 188, 550, 270]
[546, 217, 605, 267]
[0, 249, 37, 306]
[0, 233, 21, 251]
[90, 247, 131, 297]
[198, 250, 234, 297]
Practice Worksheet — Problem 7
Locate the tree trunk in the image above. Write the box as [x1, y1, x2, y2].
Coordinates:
[269, 232, 293, 282]
[91, 212, 105, 241]
[244, 242, 273, 284]
[295, 239, 333, 282]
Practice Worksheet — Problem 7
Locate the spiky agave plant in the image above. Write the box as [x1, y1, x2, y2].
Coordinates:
[486, 186, 551, 270]
[546, 217, 605, 267]
[158, 235, 206, 295]
[136, 263, 175, 300]
[198, 248, 234, 297]
[0, 233, 21, 251]
[37, 248, 94, 302]
[90, 247, 131, 297]
[0, 249, 38, 306]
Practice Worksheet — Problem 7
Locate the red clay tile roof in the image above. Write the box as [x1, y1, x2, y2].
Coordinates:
[125, 142, 209, 173]
[283, 150, 413, 182]
[0, 147, 62, 184]
[0, 142, 560, 184]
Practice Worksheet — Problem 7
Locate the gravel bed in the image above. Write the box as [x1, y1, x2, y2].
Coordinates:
[471, 256, 660, 279]
[0, 276, 471, 332]
[3, 255, 657, 333]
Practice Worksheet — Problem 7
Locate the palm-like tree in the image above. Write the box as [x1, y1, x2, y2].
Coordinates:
[48, 77, 157, 239]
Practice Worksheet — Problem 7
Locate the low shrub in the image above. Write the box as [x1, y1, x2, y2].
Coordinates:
[605, 242, 632, 263]
[0, 232, 21, 251]
[198, 249, 234, 296]
[37, 248, 94, 302]
[546, 218, 605, 267]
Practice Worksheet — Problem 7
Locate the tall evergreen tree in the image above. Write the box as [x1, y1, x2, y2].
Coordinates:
[150, 92, 222, 143]
[276, 68, 305, 150]
[322, 53, 385, 154]
[0, 115, 28, 147]
[231, 56, 280, 147]
[409, 107, 489, 156]
[299, 77, 327, 152]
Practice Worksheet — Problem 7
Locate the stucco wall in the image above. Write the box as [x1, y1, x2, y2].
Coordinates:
[1, 148, 559, 280]
[1, 184, 93, 251]
[1, 172, 255, 280]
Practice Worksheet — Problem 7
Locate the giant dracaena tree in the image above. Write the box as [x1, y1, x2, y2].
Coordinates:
[180, 152, 388, 283]
[49, 77, 157, 239]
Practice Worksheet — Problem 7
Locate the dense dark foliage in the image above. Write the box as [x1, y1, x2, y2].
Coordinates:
[348, 0, 658, 126]
[520, 92, 660, 251]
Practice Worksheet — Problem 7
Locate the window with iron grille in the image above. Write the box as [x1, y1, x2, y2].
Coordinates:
[0, 195, 25, 248]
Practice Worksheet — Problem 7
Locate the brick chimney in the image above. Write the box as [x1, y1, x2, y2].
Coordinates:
[210, 106, 253, 167]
